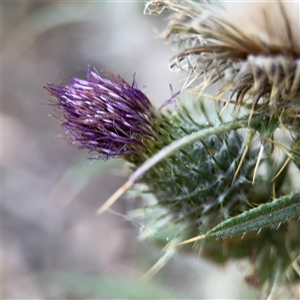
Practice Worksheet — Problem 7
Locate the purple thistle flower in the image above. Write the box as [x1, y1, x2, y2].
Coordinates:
[45, 69, 157, 159]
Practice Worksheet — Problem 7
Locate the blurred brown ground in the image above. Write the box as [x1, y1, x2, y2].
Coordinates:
[2, 2, 258, 299]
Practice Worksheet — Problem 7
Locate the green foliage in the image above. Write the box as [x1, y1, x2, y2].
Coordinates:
[127, 98, 299, 295]
[134, 101, 258, 231]
[205, 193, 300, 239]
[124, 1, 300, 298]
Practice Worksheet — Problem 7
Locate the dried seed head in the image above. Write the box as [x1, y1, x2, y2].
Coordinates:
[146, 1, 300, 116]
[45, 69, 157, 159]
[216, 1, 300, 54]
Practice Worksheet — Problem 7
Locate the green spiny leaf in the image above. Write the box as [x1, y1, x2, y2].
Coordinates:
[205, 193, 300, 239]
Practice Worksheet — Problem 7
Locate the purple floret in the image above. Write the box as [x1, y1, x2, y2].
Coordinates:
[45, 69, 156, 159]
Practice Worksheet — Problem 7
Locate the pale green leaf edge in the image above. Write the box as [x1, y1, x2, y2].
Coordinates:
[206, 193, 300, 239]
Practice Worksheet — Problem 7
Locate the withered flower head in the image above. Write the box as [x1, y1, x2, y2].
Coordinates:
[146, 1, 300, 115]
[45, 69, 157, 159]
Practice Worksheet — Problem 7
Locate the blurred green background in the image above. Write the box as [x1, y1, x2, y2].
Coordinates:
[3, 1, 258, 299]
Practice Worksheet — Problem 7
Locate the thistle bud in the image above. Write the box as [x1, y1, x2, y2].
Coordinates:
[45, 70, 157, 160]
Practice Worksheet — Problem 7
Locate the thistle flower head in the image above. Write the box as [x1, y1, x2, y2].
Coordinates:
[45, 69, 157, 159]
